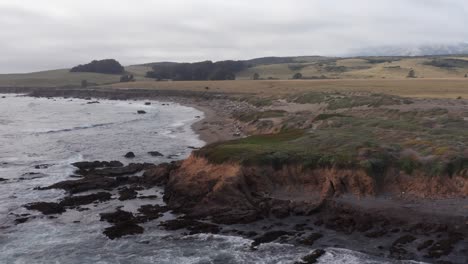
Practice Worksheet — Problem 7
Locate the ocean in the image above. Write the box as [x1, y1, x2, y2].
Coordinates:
[0, 94, 424, 263]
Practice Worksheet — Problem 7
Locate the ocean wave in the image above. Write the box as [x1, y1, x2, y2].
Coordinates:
[33, 122, 116, 134]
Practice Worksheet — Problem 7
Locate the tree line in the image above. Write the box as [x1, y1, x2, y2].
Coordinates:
[70, 59, 125, 74]
[145, 60, 246, 80]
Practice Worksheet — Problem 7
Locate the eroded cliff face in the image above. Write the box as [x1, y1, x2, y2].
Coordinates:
[162, 155, 467, 223]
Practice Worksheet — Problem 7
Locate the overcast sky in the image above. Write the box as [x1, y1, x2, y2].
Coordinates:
[1, 0, 467, 73]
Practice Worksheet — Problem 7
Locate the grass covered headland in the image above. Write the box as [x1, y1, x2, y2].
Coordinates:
[196, 94, 468, 179]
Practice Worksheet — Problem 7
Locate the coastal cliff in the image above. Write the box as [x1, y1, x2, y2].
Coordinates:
[161, 155, 467, 223]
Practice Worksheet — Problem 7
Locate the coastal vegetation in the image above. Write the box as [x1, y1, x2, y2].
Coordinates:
[196, 93, 468, 180]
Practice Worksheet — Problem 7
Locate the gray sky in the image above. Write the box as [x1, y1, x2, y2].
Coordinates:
[1, 0, 467, 73]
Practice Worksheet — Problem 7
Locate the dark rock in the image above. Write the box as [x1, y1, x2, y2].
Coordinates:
[417, 239, 434, 251]
[325, 215, 356, 234]
[392, 235, 416, 246]
[0, 178, 7, 182]
[314, 219, 324, 226]
[137, 110, 146, 114]
[103, 222, 144, 239]
[136, 204, 169, 222]
[124, 152, 136, 158]
[60, 192, 112, 207]
[365, 229, 388, 238]
[144, 102, 151, 105]
[160, 218, 221, 235]
[100, 210, 136, 224]
[148, 151, 163, 157]
[72, 161, 123, 170]
[87, 101, 100, 104]
[142, 162, 181, 187]
[118, 187, 138, 201]
[294, 223, 307, 231]
[94, 163, 150, 177]
[15, 217, 29, 224]
[42, 177, 121, 194]
[297, 249, 326, 264]
[25, 202, 65, 215]
[426, 233, 463, 259]
[299, 233, 323, 246]
[270, 200, 290, 218]
[34, 164, 52, 169]
[138, 195, 158, 199]
[251, 231, 291, 247]
[19, 172, 46, 180]
[390, 235, 416, 259]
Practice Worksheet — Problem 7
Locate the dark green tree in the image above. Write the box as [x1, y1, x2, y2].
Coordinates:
[253, 73, 260, 80]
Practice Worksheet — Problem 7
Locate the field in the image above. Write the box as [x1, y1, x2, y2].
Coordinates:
[0, 65, 152, 87]
[236, 56, 468, 80]
[108, 79, 468, 99]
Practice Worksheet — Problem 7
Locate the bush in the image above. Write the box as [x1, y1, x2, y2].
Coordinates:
[292, 73, 303, 79]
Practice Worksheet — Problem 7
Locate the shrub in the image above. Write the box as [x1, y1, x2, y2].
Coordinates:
[292, 73, 303, 79]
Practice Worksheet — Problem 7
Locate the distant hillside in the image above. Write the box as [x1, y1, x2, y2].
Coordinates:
[1, 54, 468, 88]
[350, 43, 468, 57]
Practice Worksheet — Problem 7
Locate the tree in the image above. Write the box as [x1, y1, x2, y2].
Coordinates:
[292, 73, 303, 79]
[464, 73, 467, 78]
[407, 69, 416, 78]
[253, 73, 260, 80]
[81, 80, 88, 88]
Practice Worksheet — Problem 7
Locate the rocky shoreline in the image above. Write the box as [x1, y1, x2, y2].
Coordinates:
[20, 158, 467, 264]
[2, 87, 467, 263]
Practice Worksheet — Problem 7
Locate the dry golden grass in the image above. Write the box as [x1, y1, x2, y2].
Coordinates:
[237, 57, 468, 80]
[107, 79, 468, 99]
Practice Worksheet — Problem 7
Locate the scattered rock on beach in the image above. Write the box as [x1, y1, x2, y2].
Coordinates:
[137, 110, 146, 114]
[144, 102, 151, 105]
[124, 152, 135, 158]
[0, 178, 7, 182]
